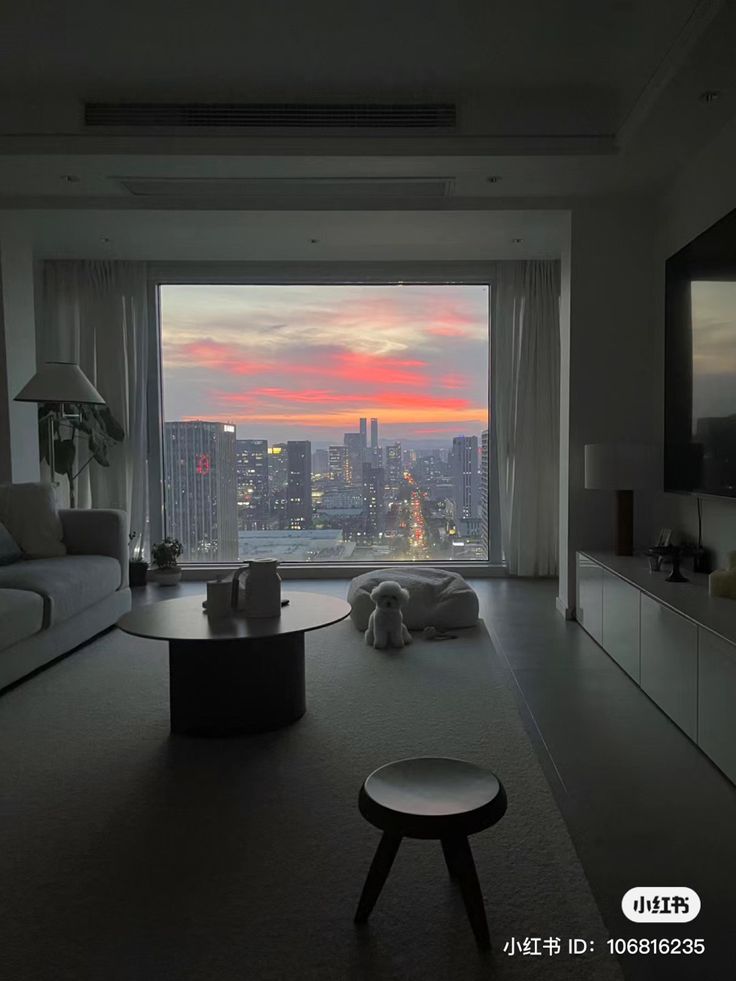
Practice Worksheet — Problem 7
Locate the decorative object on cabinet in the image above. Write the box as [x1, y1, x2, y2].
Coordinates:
[584, 443, 659, 556]
[648, 543, 689, 583]
[709, 552, 736, 600]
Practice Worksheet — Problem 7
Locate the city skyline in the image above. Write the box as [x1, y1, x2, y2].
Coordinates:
[160, 283, 489, 444]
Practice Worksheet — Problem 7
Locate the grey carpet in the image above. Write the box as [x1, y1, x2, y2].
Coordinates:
[0, 619, 623, 981]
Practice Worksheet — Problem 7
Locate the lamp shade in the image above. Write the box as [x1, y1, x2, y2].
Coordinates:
[584, 443, 659, 490]
[14, 361, 104, 405]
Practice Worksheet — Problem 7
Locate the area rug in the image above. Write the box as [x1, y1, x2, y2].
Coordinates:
[0, 619, 623, 981]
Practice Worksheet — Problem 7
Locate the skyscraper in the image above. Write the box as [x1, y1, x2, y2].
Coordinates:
[286, 440, 312, 530]
[385, 442, 402, 494]
[236, 438, 269, 530]
[311, 448, 329, 476]
[268, 443, 288, 528]
[164, 420, 238, 562]
[362, 463, 385, 540]
[480, 429, 489, 556]
[328, 444, 348, 483]
[344, 432, 364, 487]
[359, 417, 367, 452]
[370, 417, 378, 449]
[451, 435, 480, 524]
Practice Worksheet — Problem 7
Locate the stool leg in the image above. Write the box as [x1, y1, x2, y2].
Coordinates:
[441, 836, 490, 949]
[354, 832, 402, 924]
[441, 838, 458, 879]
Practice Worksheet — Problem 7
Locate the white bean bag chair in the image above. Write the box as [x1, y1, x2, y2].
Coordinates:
[348, 567, 479, 631]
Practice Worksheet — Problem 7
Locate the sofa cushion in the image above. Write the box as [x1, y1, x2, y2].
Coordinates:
[0, 556, 121, 628]
[0, 483, 66, 558]
[0, 521, 22, 566]
[0, 588, 44, 651]
[348, 567, 479, 631]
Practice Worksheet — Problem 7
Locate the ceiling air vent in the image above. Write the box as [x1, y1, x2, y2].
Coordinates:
[116, 177, 455, 199]
[85, 102, 456, 129]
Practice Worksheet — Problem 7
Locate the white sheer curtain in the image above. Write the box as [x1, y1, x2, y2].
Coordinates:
[39, 261, 149, 538]
[491, 260, 560, 576]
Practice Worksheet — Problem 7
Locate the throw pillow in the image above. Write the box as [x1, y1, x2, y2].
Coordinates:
[0, 520, 22, 565]
[0, 483, 67, 558]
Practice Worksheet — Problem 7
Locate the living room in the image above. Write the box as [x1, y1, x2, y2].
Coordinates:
[2, 3, 736, 980]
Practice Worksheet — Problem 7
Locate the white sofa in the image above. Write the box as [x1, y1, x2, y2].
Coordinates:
[0, 508, 131, 690]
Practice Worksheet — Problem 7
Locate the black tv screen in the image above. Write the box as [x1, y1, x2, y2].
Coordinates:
[665, 207, 736, 498]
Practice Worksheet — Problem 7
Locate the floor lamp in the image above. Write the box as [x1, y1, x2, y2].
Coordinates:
[584, 443, 658, 556]
[14, 361, 105, 486]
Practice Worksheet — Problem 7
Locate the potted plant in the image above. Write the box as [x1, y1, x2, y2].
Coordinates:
[38, 402, 125, 507]
[128, 531, 149, 588]
[151, 537, 183, 586]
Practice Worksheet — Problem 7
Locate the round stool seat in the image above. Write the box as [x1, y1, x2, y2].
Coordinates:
[359, 756, 507, 839]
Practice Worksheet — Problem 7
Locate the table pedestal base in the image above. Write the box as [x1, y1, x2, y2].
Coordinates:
[169, 633, 306, 736]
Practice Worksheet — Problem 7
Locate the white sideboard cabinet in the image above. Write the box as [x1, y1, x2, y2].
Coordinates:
[576, 551, 736, 785]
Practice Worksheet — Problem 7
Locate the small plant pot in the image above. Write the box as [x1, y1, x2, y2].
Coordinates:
[151, 567, 183, 587]
[129, 560, 149, 588]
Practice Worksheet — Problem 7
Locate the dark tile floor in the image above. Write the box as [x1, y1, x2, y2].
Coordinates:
[133, 578, 736, 980]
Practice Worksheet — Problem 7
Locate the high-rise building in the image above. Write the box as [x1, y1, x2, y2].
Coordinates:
[359, 417, 367, 452]
[480, 429, 489, 556]
[164, 420, 238, 562]
[344, 432, 364, 487]
[328, 444, 348, 483]
[236, 439, 269, 530]
[451, 435, 480, 524]
[370, 417, 378, 449]
[362, 463, 385, 539]
[385, 442, 402, 493]
[268, 443, 288, 528]
[286, 440, 312, 530]
[312, 448, 329, 476]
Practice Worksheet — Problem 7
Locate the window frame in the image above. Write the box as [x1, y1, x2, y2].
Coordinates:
[146, 261, 503, 574]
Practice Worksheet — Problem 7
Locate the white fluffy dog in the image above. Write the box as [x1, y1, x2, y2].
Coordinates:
[364, 580, 412, 649]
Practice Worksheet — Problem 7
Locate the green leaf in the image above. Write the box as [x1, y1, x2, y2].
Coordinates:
[54, 439, 76, 477]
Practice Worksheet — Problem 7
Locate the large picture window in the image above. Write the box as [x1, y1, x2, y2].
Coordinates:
[159, 282, 491, 564]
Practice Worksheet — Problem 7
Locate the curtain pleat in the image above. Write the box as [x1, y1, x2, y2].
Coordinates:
[492, 260, 560, 575]
[39, 261, 149, 541]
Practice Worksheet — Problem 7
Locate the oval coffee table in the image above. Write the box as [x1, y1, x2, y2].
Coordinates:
[117, 591, 350, 736]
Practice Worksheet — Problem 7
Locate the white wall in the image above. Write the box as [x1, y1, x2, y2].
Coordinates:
[655, 115, 736, 569]
[557, 200, 659, 612]
[0, 217, 39, 483]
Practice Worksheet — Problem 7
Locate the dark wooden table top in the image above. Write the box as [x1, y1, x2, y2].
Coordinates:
[117, 591, 351, 642]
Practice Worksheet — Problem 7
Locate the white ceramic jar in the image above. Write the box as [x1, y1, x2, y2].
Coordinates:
[243, 559, 281, 617]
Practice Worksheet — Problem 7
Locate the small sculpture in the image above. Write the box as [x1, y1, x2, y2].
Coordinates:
[365, 580, 412, 649]
[709, 551, 736, 600]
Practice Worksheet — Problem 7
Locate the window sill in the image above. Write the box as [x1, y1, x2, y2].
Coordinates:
[177, 562, 508, 581]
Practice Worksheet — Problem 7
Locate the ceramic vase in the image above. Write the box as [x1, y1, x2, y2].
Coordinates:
[243, 559, 281, 617]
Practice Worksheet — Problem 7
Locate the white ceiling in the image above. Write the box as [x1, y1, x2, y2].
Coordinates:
[12, 209, 567, 261]
[1, 0, 735, 257]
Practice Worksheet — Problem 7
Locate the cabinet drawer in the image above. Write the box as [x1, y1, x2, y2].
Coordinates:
[602, 571, 640, 682]
[577, 554, 603, 644]
[640, 594, 697, 739]
[698, 629, 736, 783]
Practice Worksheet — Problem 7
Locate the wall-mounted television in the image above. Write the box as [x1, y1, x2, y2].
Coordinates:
[665, 207, 736, 499]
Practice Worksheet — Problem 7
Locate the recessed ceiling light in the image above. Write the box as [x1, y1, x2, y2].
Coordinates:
[512, 237, 523, 244]
[486, 176, 502, 184]
[699, 90, 722, 103]
[309, 238, 319, 244]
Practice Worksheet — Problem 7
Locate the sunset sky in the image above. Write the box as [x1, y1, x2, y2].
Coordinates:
[160, 283, 489, 446]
